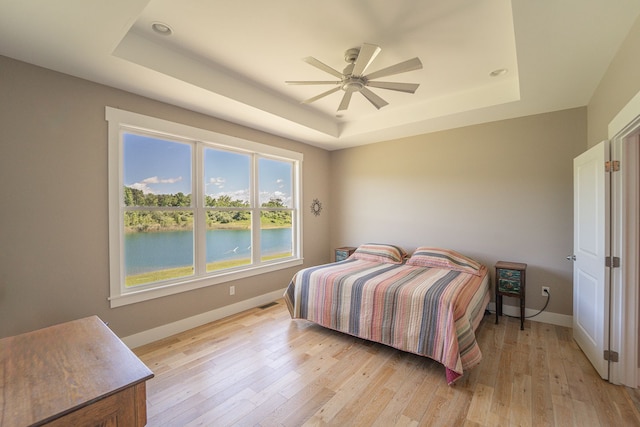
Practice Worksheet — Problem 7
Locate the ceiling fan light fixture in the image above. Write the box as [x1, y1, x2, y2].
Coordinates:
[151, 22, 173, 36]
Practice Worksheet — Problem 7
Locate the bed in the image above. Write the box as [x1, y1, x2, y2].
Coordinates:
[283, 244, 490, 384]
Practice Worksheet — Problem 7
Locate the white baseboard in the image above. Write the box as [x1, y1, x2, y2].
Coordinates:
[121, 292, 572, 349]
[486, 302, 573, 328]
[121, 288, 287, 349]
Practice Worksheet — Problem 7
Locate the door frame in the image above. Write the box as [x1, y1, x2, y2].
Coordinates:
[608, 90, 640, 387]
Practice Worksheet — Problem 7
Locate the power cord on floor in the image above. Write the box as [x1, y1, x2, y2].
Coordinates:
[485, 288, 551, 319]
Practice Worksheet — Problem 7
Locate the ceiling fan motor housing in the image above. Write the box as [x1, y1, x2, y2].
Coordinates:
[342, 76, 366, 92]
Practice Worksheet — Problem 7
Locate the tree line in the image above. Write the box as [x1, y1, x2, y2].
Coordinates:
[123, 186, 291, 232]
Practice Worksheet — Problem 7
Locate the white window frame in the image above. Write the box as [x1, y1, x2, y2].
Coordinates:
[106, 107, 303, 308]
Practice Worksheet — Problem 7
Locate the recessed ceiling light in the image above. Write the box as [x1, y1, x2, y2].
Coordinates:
[490, 68, 508, 77]
[151, 22, 173, 36]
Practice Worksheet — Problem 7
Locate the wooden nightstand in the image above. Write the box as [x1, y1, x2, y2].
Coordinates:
[335, 246, 356, 262]
[495, 261, 527, 330]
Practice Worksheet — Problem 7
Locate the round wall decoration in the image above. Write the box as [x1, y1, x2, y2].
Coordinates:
[310, 198, 323, 216]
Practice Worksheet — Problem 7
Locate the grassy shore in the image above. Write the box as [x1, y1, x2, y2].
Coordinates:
[125, 252, 291, 287]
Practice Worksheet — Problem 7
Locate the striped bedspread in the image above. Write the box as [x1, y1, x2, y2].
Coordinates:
[284, 259, 490, 384]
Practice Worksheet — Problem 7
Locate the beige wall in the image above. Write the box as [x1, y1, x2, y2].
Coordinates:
[0, 55, 331, 339]
[330, 108, 587, 316]
[588, 14, 640, 147]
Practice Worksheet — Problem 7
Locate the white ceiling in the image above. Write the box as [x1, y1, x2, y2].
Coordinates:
[1, 1, 639, 150]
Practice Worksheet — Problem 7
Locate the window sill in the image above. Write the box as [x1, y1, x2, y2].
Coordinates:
[109, 258, 303, 308]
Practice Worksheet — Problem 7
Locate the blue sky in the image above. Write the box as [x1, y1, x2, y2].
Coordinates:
[258, 157, 293, 206]
[124, 133, 292, 206]
[124, 134, 191, 194]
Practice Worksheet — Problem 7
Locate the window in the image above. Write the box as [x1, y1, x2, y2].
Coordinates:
[107, 107, 302, 307]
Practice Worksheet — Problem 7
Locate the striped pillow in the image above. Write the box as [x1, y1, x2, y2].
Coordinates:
[406, 247, 482, 275]
[351, 243, 407, 264]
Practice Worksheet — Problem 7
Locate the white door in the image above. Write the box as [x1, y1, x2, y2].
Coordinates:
[573, 140, 610, 379]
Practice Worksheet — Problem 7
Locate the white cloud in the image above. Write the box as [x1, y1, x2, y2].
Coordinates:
[209, 177, 226, 189]
[142, 176, 183, 184]
[259, 190, 291, 206]
[207, 189, 250, 203]
[130, 182, 154, 194]
[130, 176, 183, 194]
[206, 188, 291, 206]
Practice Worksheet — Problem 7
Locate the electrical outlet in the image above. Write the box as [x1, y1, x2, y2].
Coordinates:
[542, 286, 550, 297]
[230, 285, 235, 296]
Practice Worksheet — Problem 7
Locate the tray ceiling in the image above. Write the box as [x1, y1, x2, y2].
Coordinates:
[1, 1, 639, 150]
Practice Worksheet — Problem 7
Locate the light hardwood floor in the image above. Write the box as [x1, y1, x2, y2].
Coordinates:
[133, 300, 640, 426]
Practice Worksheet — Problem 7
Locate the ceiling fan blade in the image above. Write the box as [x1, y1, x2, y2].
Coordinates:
[351, 43, 381, 77]
[303, 57, 344, 79]
[301, 86, 341, 104]
[337, 90, 354, 111]
[286, 80, 341, 85]
[359, 87, 389, 110]
[367, 81, 420, 93]
[364, 57, 423, 80]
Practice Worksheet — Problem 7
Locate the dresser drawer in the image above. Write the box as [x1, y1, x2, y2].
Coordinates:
[498, 269, 522, 293]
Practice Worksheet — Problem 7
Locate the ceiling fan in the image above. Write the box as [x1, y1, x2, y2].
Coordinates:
[286, 43, 422, 111]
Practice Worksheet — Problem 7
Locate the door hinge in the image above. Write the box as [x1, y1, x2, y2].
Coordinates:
[605, 160, 620, 172]
[605, 256, 621, 268]
[604, 350, 619, 362]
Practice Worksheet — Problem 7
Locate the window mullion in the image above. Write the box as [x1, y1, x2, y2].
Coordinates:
[251, 154, 260, 263]
[293, 161, 301, 259]
[194, 142, 206, 275]
[117, 131, 126, 295]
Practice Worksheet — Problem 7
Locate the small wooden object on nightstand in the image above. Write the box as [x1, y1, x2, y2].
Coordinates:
[335, 246, 357, 262]
[495, 261, 527, 330]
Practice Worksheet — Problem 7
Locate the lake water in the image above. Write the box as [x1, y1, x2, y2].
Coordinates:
[125, 228, 292, 276]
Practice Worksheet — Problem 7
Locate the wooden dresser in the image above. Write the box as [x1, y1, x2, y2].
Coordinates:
[0, 316, 154, 426]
